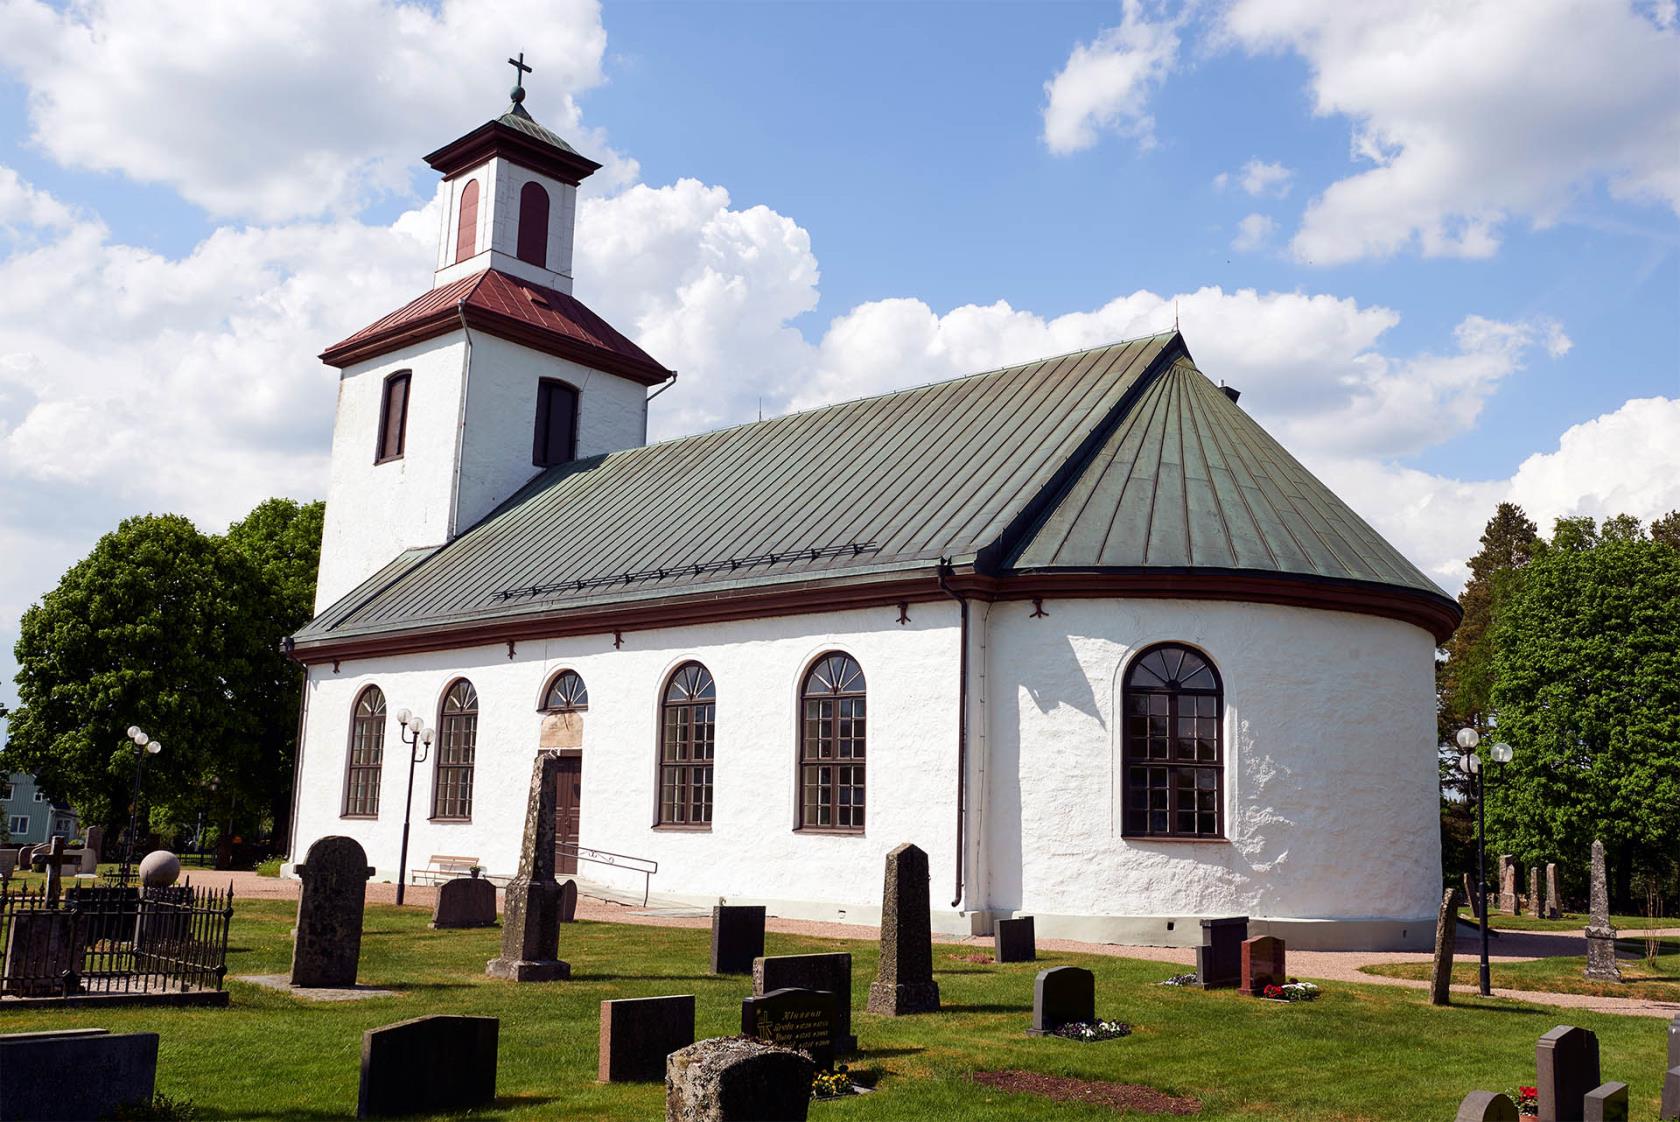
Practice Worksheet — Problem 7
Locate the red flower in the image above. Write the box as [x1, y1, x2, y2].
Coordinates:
[1262, 983, 1285, 999]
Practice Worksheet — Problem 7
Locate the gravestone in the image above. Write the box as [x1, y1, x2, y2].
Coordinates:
[1241, 935, 1287, 996]
[290, 835, 374, 988]
[1463, 872, 1481, 919]
[0, 1029, 157, 1121]
[0, 848, 16, 889]
[1583, 1082, 1628, 1122]
[1662, 1013, 1680, 1120]
[1545, 863, 1561, 919]
[487, 752, 570, 981]
[76, 847, 98, 876]
[754, 952, 856, 1054]
[1455, 1090, 1519, 1121]
[357, 1015, 497, 1119]
[1430, 885, 1457, 1006]
[1196, 916, 1248, 989]
[995, 916, 1036, 963]
[741, 986, 840, 1070]
[432, 876, 497, 929]
[865, 842, 940, 1015]
[1029, 965, 1095, 1035]
[710, 905, 765, 975]
[666, 1036, 813, 1122]
[37, 837, 79, 900]
[1498, 855, 1519, 913]
[1584, 840, 1621, 981]
[598, 994, 695, 1083]
[1527, 866, 1542, 918]
[83, 825, 104, 864]
[1536, 1024, 1600, 1122]
[1, 912, 86, 997]
[560, 877, 578, 923]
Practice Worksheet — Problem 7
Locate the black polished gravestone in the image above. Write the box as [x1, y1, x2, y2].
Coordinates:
[753, 953, 856, 1055]
[1029, 965, 1095, 1036]
[1195, 916, 1248, 990]
[741, 987, 840, 1071]
[1455, 1090, 1519, 1122]
[598, 994, 695, 1083]
[1537, 1024, 1600, 1122]
[1583, 1082, 1629, 1122]
[710, 905, 765, 975]
[357, 1015, 498, 1119]
[995, 916, 1036, 963]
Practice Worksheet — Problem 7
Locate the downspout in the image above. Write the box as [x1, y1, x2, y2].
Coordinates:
[282, 636, 308, 866]
[644, 372, 678, 446]
[937, 561, 969, 909]
[445, 300, 474, 538]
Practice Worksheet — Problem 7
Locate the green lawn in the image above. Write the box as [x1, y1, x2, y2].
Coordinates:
[1457, 908, 1674, 932]
[0, 900, 1670, 1120]
[1363, 938, 1680, 1005]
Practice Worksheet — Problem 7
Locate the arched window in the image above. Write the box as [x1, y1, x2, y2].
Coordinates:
[432, 679, 478, 820]
[454, 179, 480, 264]
[1121, 644, 1223, 839]
[541, 669, 588, 711]
[798, 652, 867, 831]
[342, 686, 386, 817]
[516, 181, 550, 267]
[657, 662, 715, 827]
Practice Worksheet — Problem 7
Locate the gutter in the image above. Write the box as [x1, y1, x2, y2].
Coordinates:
[936, 560, 969, 909]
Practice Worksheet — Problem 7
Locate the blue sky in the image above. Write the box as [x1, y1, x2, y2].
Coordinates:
[0, 0, 1676, 718]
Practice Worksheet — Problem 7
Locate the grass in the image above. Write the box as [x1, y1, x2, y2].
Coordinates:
[1457, 908, 1674, 932]
[1363, 938, 1680, 1004]
[0, 900, 1670, 1121]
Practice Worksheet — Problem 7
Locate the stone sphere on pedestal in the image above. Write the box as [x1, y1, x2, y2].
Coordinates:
[139, 849, 181, 887]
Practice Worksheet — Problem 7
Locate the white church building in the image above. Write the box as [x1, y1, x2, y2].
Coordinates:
[286, 88, 1459, 951]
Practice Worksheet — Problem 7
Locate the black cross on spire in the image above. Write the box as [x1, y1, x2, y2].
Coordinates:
[508, 52, 532, 104]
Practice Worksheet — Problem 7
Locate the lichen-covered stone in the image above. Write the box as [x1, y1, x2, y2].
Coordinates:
[291, 835, 373, 988]
[1430, 886, 1456, 1006]
[487, 752, 570, 982]
[665, 1036, 812, 1122]
[1584, 841, 1621, 983]
[865, 842, 939, 1015]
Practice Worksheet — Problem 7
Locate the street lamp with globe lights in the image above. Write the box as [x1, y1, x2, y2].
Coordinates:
[1457, 727, 1514, 995]
[120, 725, 163, 884]
[394, 708, 434, 906]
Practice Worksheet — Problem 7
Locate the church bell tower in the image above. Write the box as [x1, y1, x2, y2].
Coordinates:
[311, 56, 675, 614]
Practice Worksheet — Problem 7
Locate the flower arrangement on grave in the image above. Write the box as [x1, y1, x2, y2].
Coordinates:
[1159, 972, 1199, 986]
[1048, 1019, 1133, 1042]
[1261, 981, 1321, 1001]
[812, 1066, 854, 1099]
[1509, 1085, 1537, 1117]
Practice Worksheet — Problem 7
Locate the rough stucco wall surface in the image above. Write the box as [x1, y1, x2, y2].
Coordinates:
[982, 598, 1441, 928]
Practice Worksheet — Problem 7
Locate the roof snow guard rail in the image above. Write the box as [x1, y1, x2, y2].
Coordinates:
[494, 540, 882, 602]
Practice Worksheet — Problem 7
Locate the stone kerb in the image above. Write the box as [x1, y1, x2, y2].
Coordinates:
[290, 836, 374, 989]
[665, 1036, 813, 1122]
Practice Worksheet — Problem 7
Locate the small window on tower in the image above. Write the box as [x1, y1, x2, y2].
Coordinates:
[376, 370, 411, 464]
[517, 182, 550, 267]
[532, 379, 578, 467]
[454, 179, 480, 264]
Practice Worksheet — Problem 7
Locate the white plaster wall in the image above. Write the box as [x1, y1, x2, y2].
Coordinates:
[980, 598, 1442, 941]
[433, 157, 578, 292]
[291, 603, 964, 916]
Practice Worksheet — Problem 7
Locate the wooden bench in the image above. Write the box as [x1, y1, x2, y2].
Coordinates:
[409, 855, 481, 886]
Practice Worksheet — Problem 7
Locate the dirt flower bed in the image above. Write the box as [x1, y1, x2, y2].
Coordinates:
[972, 1070, 1201, 1115]
[946, 952, 995, 964]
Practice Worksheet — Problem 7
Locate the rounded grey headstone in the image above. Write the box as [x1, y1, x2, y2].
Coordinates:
[139, 850, 180, 887]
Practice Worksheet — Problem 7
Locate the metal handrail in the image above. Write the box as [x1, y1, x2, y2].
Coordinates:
[556, 843, 659, 906]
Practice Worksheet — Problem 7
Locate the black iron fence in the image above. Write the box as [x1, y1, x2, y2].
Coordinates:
[0, 879, 233, 999]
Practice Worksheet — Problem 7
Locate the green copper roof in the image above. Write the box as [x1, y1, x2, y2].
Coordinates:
[296, 333, 1453, 647]
[495, 103, 582, 156]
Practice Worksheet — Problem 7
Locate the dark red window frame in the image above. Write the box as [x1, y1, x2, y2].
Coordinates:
[532, 378, 579, 467]
[375, 370, 411, 464]
[431, 678, 478, 821]
[1121, 643, 1224, 840]
[516, 181, 550, 267]
[797, 652, 867, 832]
[342, 685, 385, 818]
[656, 662, 715, 829]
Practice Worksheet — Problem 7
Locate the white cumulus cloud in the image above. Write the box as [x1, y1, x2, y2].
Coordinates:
[1231, 213, 1276, 251]
[1042, 0, 1181, 154]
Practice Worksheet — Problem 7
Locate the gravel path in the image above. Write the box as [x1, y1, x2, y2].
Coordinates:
[214, 872, 1677, 1019]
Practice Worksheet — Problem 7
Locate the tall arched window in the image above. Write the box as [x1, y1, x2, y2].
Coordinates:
[342, 685, 386, 817]
[657, 662, 715, 827]
[541, 669, 588, 711]
[454, 179, 480, 264]
[798, 652, 866, 832]
[432, 679, 478, 820]
[1121, 644, 1223, 839]
[516, 181, 550, 267]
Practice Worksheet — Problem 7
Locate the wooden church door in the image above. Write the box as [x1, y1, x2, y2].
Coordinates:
[552, 755, 582, 875]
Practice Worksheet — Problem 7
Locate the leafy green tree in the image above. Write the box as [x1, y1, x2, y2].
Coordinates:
[1485, 516, 1680, 909]
[1438, 502, 1539, 742]
[1649, 510, 1680, 551]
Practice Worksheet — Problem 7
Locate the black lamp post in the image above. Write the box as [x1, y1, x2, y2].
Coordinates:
[119, 725, 162, 884]
[1458, 727, 1513, 997]
[393, 708, 433, 906]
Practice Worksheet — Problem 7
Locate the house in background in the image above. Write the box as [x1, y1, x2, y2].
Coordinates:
[1, 772, 78, 846]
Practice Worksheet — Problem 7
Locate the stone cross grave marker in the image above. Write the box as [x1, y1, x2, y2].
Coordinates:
[710, 905, 765, 975]
[1536, 1024, 1600, 1122]
[1498, 855, 1519, 914]
[754, 952, 856, 1054]
[666, 1036, 813, 1122]
[1661, 1013, 1680, 1121]
[1527, 866, 1542, 917]
[742, 986, 840, 1070]
[290, 835, 374, 988]
[1196, 916, 1248, 989]
[1584, 840, 1621, 982]
[0, 1029, 158, 1121]
[1430, 885, 1457, 1006]
[994, 916, 1036, 963]
[1582, 1081, 1628, 1122]
[357, 1015, 497, 1119]
[597, 994, 695, 1083]
[1544, 863, 1561, 919]
[865, 842, 940, 1015]
[487, 752, 570, 981]
[1455, 1090, 1519, 1121]
[1242, 935, 1287, 996]
[432, 876, 497, 929]
[37, 837, 80, 901]
[1029, 965, 1095, 1035]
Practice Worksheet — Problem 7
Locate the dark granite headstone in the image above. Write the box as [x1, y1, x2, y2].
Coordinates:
[1196, 916, 1247, 989]
[1241, 935, 1287, 996]
[995, 916, 1036, 963]
[1583, 1081, 1628, 1122]
[598, 995, 695, 1083]
[1498, 855, 1519, 914]
[666, 1036, 813, 1122]
[432, 876, 497, 929]
[1544, 863, 1561, 919]
[357, 1015, 497, 1119]
[865, 842, 940, 1014]
[2, 911, 86, 997]
[0, 1029, 157, 1121]
[1584, 840, 1621, 982]
[1430, 885, 1457, 1006]
[1537, 1024, 1600, 1122]
[1455, 1090, 1519, 1121]
[1029, 965, 1095, 1035]
[753, 952, 855, 1054]
[1664, 1015, 1680, 1120]
[741, 986, 840, 1070]
[487, 752, 570, 981]
[290, 835, 373, 988]
[710, 905, 765, 975]
[559, 877, 578, 923]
